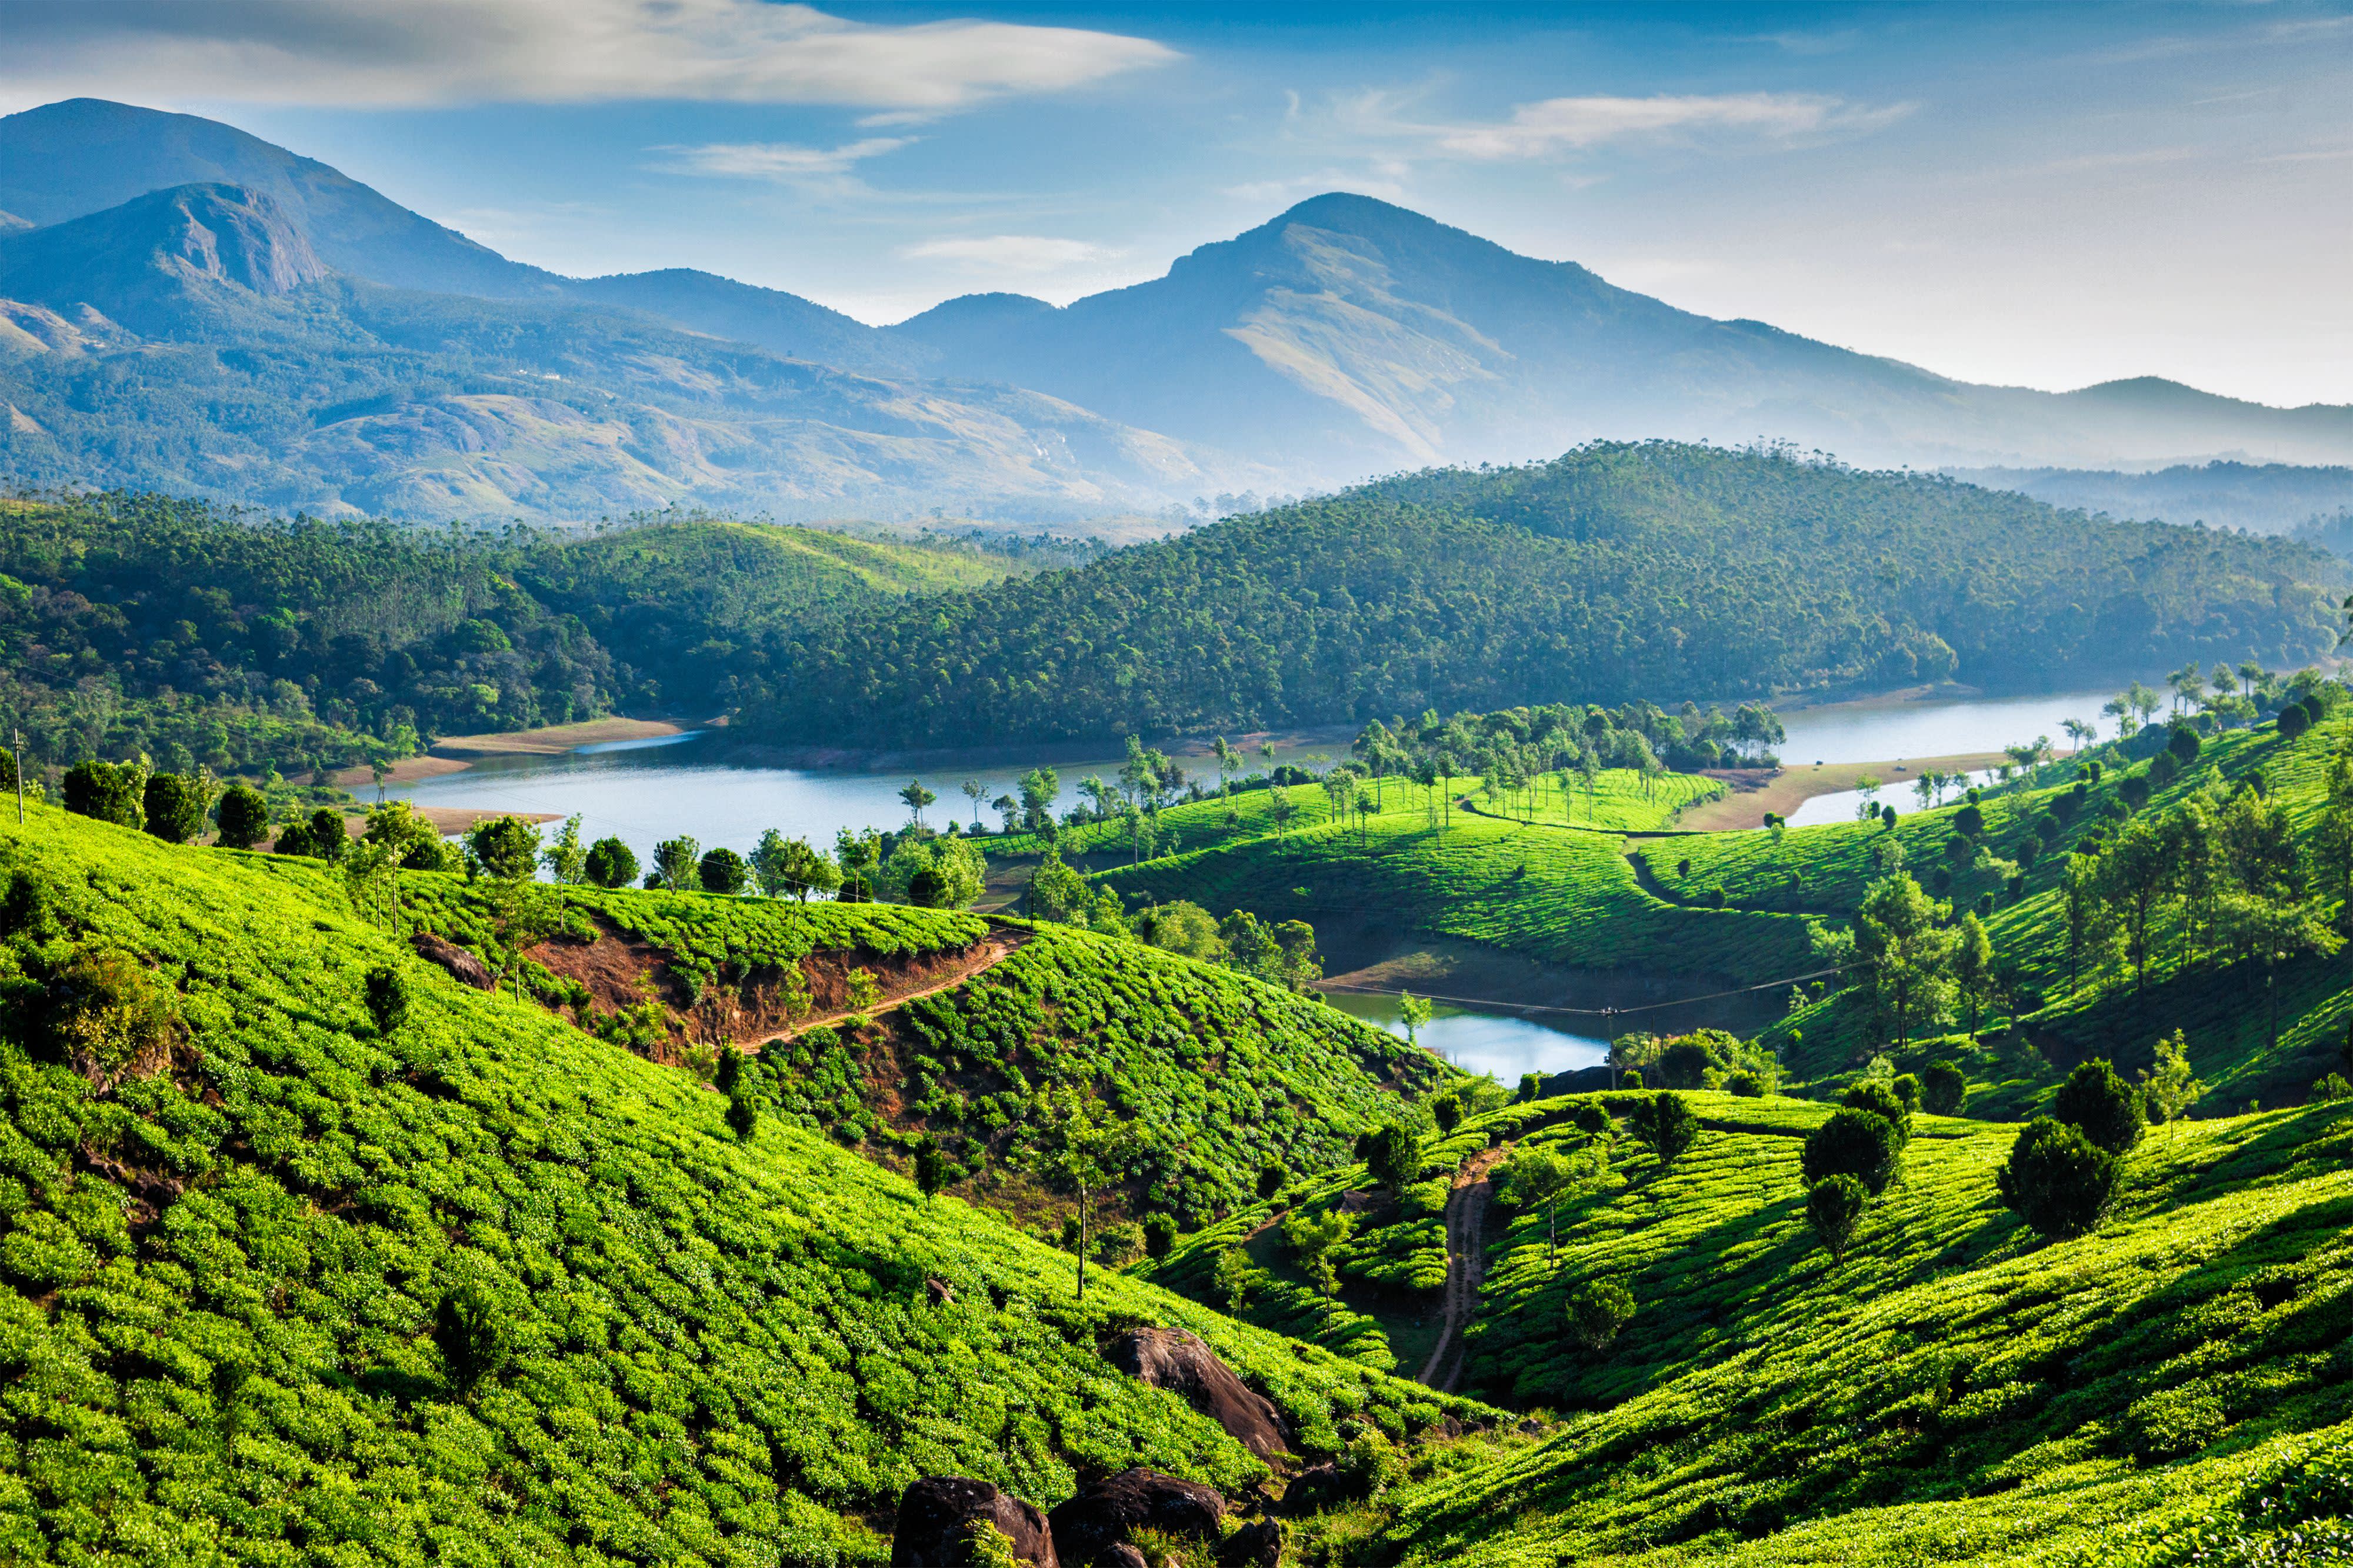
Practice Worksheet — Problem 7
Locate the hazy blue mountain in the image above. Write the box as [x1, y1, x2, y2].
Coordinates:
[0, 98, 913, 375]
[1954, 459, 2353, 534]
[888, 192, 2353, 479]
[0, 182, 1245, 521]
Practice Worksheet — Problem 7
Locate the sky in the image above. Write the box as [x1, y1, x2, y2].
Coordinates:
[1, 1, 2349, 406]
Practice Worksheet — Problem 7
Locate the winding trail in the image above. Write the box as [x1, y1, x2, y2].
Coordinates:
[732, 926, 1029, 1052]
[1417, 1146, 1507, 1392]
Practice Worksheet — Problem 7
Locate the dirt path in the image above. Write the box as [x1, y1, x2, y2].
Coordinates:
[731, 926, 1028, 1050]
[1418, 1146, 1507, 1392]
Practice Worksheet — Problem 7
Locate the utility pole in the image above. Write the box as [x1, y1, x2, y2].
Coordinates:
[12, 727, 21, 825]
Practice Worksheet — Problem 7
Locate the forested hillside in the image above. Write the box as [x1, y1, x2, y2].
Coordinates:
[744, 442, 2342, 749]
[0, 492, 1010, 778]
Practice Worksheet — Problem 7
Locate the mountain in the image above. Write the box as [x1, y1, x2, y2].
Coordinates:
[0, 181, 1248, 520]
[1955, 459, 2353, 534]
[888, 191, 2353, 479]
[0, 98, 922, 377]
[739, 441, 2345, 750]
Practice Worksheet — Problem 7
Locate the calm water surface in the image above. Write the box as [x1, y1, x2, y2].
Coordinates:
[392, 686, 2139, 856]
[1322, 990, 1608, 1084]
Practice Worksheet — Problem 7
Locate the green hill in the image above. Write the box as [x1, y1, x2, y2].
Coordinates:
[742, 442, 2342, 749]
[1154, 1086, 2353, 1566]
[0, 492, 1013, 781]
[0, 802, 1487, 1563]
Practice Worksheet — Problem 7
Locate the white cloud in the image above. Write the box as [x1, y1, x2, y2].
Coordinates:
[0, 0, 1178, 112]
[1431, 92, 1908, 160]
[900, 235, 1119, 272]
[655, 136, 915, 184]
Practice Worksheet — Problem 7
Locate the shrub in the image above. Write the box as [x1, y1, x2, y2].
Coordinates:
[1801, 1109, 1902, 1194]
[215, 784, 269, 849]
[584, 836, 639, 888]
[1571, 1100, 1613, 1136]
[913, 1138, 947, 1199]
[2169, 725, 2202, 762]
[2119, 772, 2153, 810]
[1806, 1175, 1868, 1262]
[1142, 1213, 1177, 1259]
[48, 949, 179, 1078]
[1565, 1279, 1635, 1350]
[2124, 1382, 2228, 1463]
[1997, 1116, 2120, 1239]
[1842, 1079, 1912, 1142]
[141, 773, 209, 843]
[62, 759, 144, 828]
[2311, 1073, 2353, 1105]
[433, 1283, 512, 1393]
[2279, 703, 2314, 740]
[698, 846, 750, 895]
[1921, 1060, 1967, 1116]
[1889, 1073, 1921, 1115]
[1256, 1162, 1287, 1201]
[1725, 1071, 1765, 1097]
[1362, 1123, 1420, 1192]
[1431, 1092, 1463, 1133]
[1517, 1072, 1542, 1103]
[364, 966, 410, 1037]
[1628, 1092, 1698, 1172]
[1656, 1039, 1715, 1089]
[2051, 1058, 2144, 1154]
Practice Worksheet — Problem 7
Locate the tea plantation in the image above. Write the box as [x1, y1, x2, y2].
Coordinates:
[0, 803, 1497, 1564]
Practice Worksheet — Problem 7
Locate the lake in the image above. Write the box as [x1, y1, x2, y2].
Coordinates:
[1321, 989, 1609, 1085]
[393, 683, 2139, 858]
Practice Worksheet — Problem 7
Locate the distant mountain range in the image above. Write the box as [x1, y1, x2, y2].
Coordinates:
[2, 96, 2351, 521]
[1951, 461, 2353, 535]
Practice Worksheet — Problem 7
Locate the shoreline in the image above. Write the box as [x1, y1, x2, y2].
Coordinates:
[1672, 750, 2012, 832]
[330, 716, 689, 789]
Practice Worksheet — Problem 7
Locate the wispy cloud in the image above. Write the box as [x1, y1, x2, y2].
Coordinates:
[655, 136, 915, 186]
[1427, 92, 1910, 160]
[0, 0, 1179, 112]
[900, 235, 1120, 272]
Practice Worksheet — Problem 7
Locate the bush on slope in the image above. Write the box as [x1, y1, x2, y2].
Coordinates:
[0, 806, 1487, 1565]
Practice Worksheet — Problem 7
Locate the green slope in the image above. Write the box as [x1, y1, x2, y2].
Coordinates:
[0, 806, 1488, 1563]
[1145, 1086, 2353, 1566]
[742, 442, 2343, 749]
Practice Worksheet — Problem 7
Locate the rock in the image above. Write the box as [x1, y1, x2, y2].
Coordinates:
[1277, 1463, 1345, 1517]
[926, 1277, 956, 1306]
[1218, 1518, 1284, 1568]
[891, 1476, 1058, 1567]
[411, 932, 495, 991]
[1048, 1469, 1224, 1566]
[1104, 1327, 1289, 1461]
[1104, 1547, 1148, 1568]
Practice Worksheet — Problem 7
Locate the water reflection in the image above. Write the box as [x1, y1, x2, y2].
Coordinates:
[1322, 989, 1608, 1083]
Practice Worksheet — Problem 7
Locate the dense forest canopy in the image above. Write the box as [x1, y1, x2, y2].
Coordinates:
[0, 492, 1011, 778]
[741, 442, 2345, 750]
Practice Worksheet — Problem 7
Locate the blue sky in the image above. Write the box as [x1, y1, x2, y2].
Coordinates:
[3, 1, 2349, 405]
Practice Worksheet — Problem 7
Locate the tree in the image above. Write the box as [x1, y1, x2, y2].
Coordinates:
[584, 836, 639, 889]
[1921, 1059, 1968, 1117]
[215, 784, 269, 850]
[1806, 1175, 1868, 1262]
[63, 759, 144, 828]
[297, 807, 348, 863]
[754, 832, 839, 902]
[1361, 1123, 1419, 1193]
[1398, 991, 1433, 1049]
[1628, 1092, 1698, 1174]
[1027, 852, 1090, 922]
[1997, 1117, 2120, 1239]
[1212, 1246, 1252, 1311]
[914, 1138, 947, 1202]
[2051, 1058, 2144, 1154]
[1843, 1078, 1912, 1143]
[1565, 1278, 1635, 1350]
[541, 815, 587, 885]
[2138, 1030, 2203, 1137]
[961, 779, 986, 830]
[1430, 1091, 1462, 1134]
[2062, 718, 2097, 755]
[698, 846, 749, 895]
[1018, 767, 1060, 832]
[466, 815, 541, 882]
[2061, 850, 2112, 991]
[1024, 1092, 1137, 1300]
[1285, 1209, 1354, 1297]
[652, 835, 702, 892]
[1855, 873, 1957, 1046]
[142, 773, 210, 843]
[1143, 1212, 1178, 1260]
[899, 779, 935, 827]
[1952, 911, 1995, 1037]
[2099, 818, 2172, 993]
[1802, 1109, 1902, 1194]
[1497, 1145, 1579, 1261]
[363, 966, 409, 1036]
[2279, 703, 2314, 742]
[1256, 1161, 1288, 1202]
